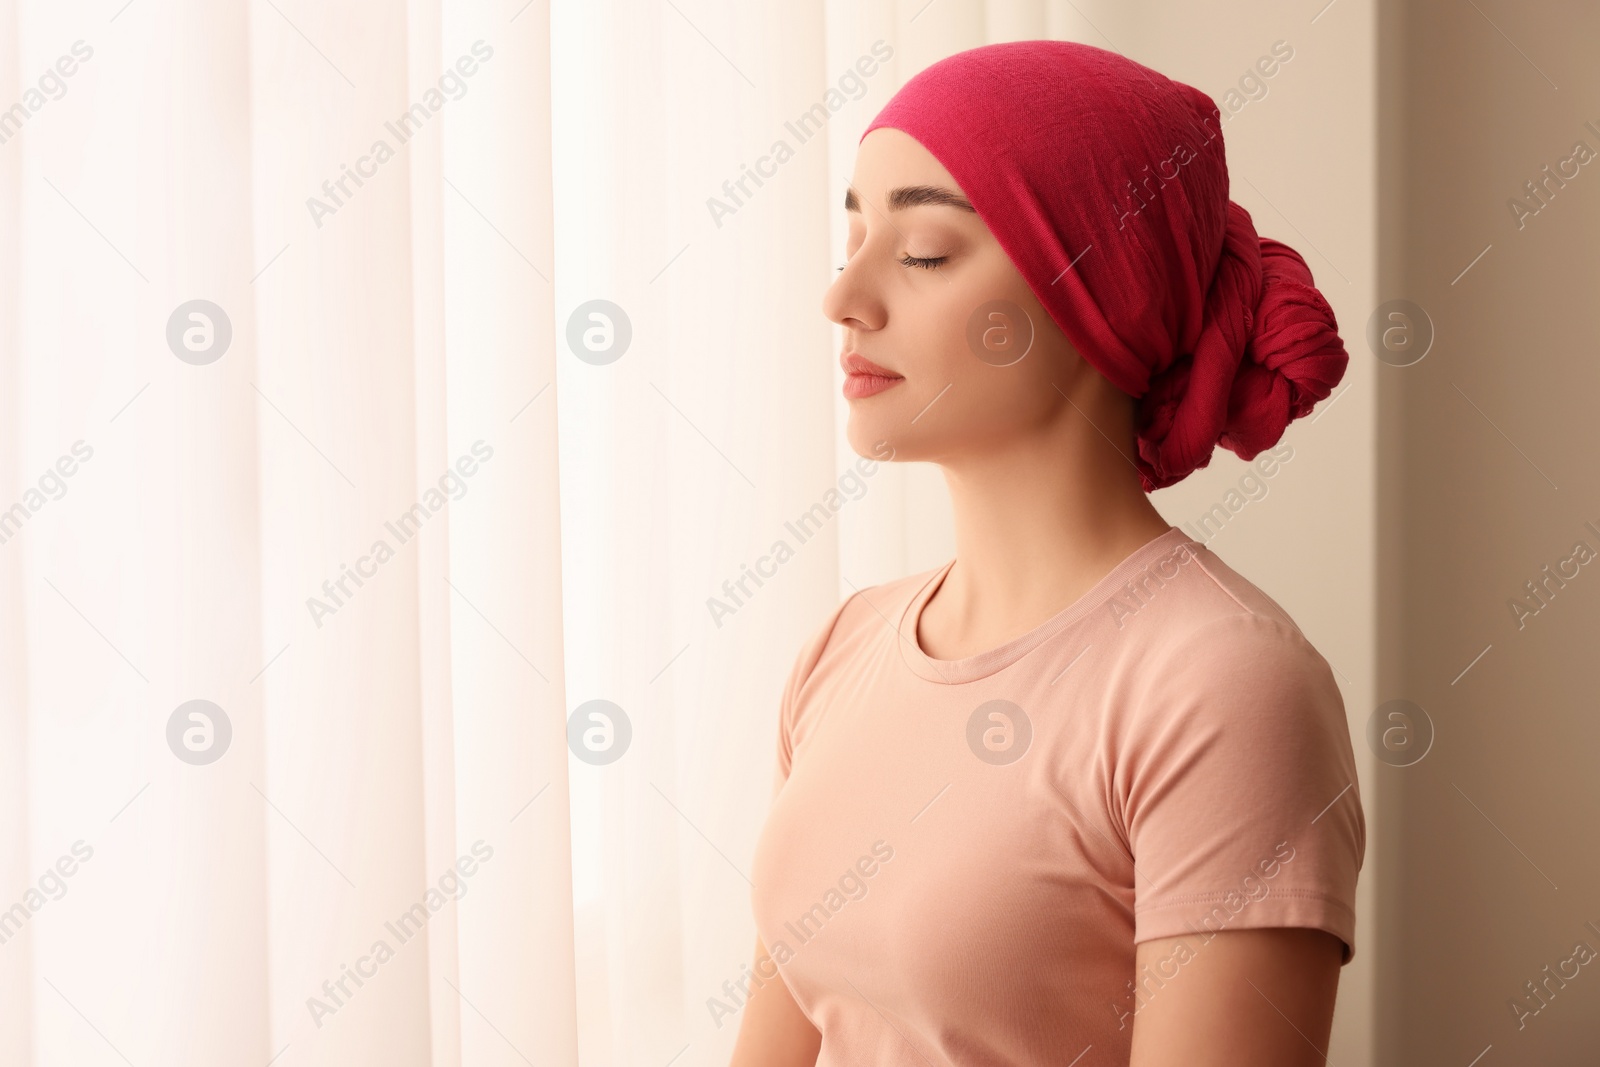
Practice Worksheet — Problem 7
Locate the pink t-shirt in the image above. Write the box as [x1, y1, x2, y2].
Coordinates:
[750, 526, 1365, 1064]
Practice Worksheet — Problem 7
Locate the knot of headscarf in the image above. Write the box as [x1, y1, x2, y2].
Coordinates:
[861, 40, 1348, 491]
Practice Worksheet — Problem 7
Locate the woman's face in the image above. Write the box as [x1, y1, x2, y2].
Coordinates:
[824, 127, 1096, 464]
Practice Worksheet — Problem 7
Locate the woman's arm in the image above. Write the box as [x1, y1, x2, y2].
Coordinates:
[727, 935, 822, 1067]
[1128, 927, 1343, 1065]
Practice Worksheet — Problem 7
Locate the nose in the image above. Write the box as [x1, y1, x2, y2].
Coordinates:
[822, 257, 883, 332]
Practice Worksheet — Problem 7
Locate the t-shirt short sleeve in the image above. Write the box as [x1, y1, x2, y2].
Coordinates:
[1118, 611, 1366, 964]
[772, 591, 859, 802]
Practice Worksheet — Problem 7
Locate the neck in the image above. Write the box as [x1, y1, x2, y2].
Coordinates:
[933, 404, 1170, 630]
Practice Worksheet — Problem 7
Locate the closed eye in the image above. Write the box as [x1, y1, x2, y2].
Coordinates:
[837, 254, 948, 272]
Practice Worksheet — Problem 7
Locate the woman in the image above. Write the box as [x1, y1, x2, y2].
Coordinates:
[732, 40, 1364, 1066]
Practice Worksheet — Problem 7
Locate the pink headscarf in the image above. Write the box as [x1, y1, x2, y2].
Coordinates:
[861, 40, 1348, 491]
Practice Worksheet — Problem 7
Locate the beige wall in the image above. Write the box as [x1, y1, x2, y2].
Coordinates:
[1378, 1, 1600, 1063]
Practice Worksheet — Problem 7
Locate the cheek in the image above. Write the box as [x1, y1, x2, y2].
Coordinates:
[941, 261, 1045, 368]
[966, 362, 1059, 424]
[905, 348, 1052, 442]
[944, 301, 1055, 391]
[957, 321, 1076, 427]
[904, 262, 1061, 410]
[967, 300, 1039, 369]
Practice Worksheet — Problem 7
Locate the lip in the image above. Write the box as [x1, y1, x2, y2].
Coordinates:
[841, 352, 905, 399]
[841, 352, 901, 378]
[842, 371, 904, 400]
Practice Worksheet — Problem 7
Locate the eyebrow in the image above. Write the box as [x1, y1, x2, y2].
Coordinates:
[844, 184, 977, 214]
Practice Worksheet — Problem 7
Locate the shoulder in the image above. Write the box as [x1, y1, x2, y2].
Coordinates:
[1145, 609, 1338, 711]
[1112, 538, 1333, 680]
[1099, 542, 1347, 753]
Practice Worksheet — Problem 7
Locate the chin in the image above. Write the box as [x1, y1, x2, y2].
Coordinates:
[845, 421, 902, 464]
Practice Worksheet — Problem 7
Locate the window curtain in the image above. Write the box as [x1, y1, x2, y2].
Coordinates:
[0, 0, 936, 1064]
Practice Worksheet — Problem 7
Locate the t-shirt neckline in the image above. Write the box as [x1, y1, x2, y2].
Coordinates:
[897, 526, 1195, 684]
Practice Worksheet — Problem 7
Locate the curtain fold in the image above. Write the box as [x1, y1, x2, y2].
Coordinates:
[3, 0, 911, 1064]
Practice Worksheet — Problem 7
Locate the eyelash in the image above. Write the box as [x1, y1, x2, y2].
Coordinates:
[835, 254, 948, 272]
